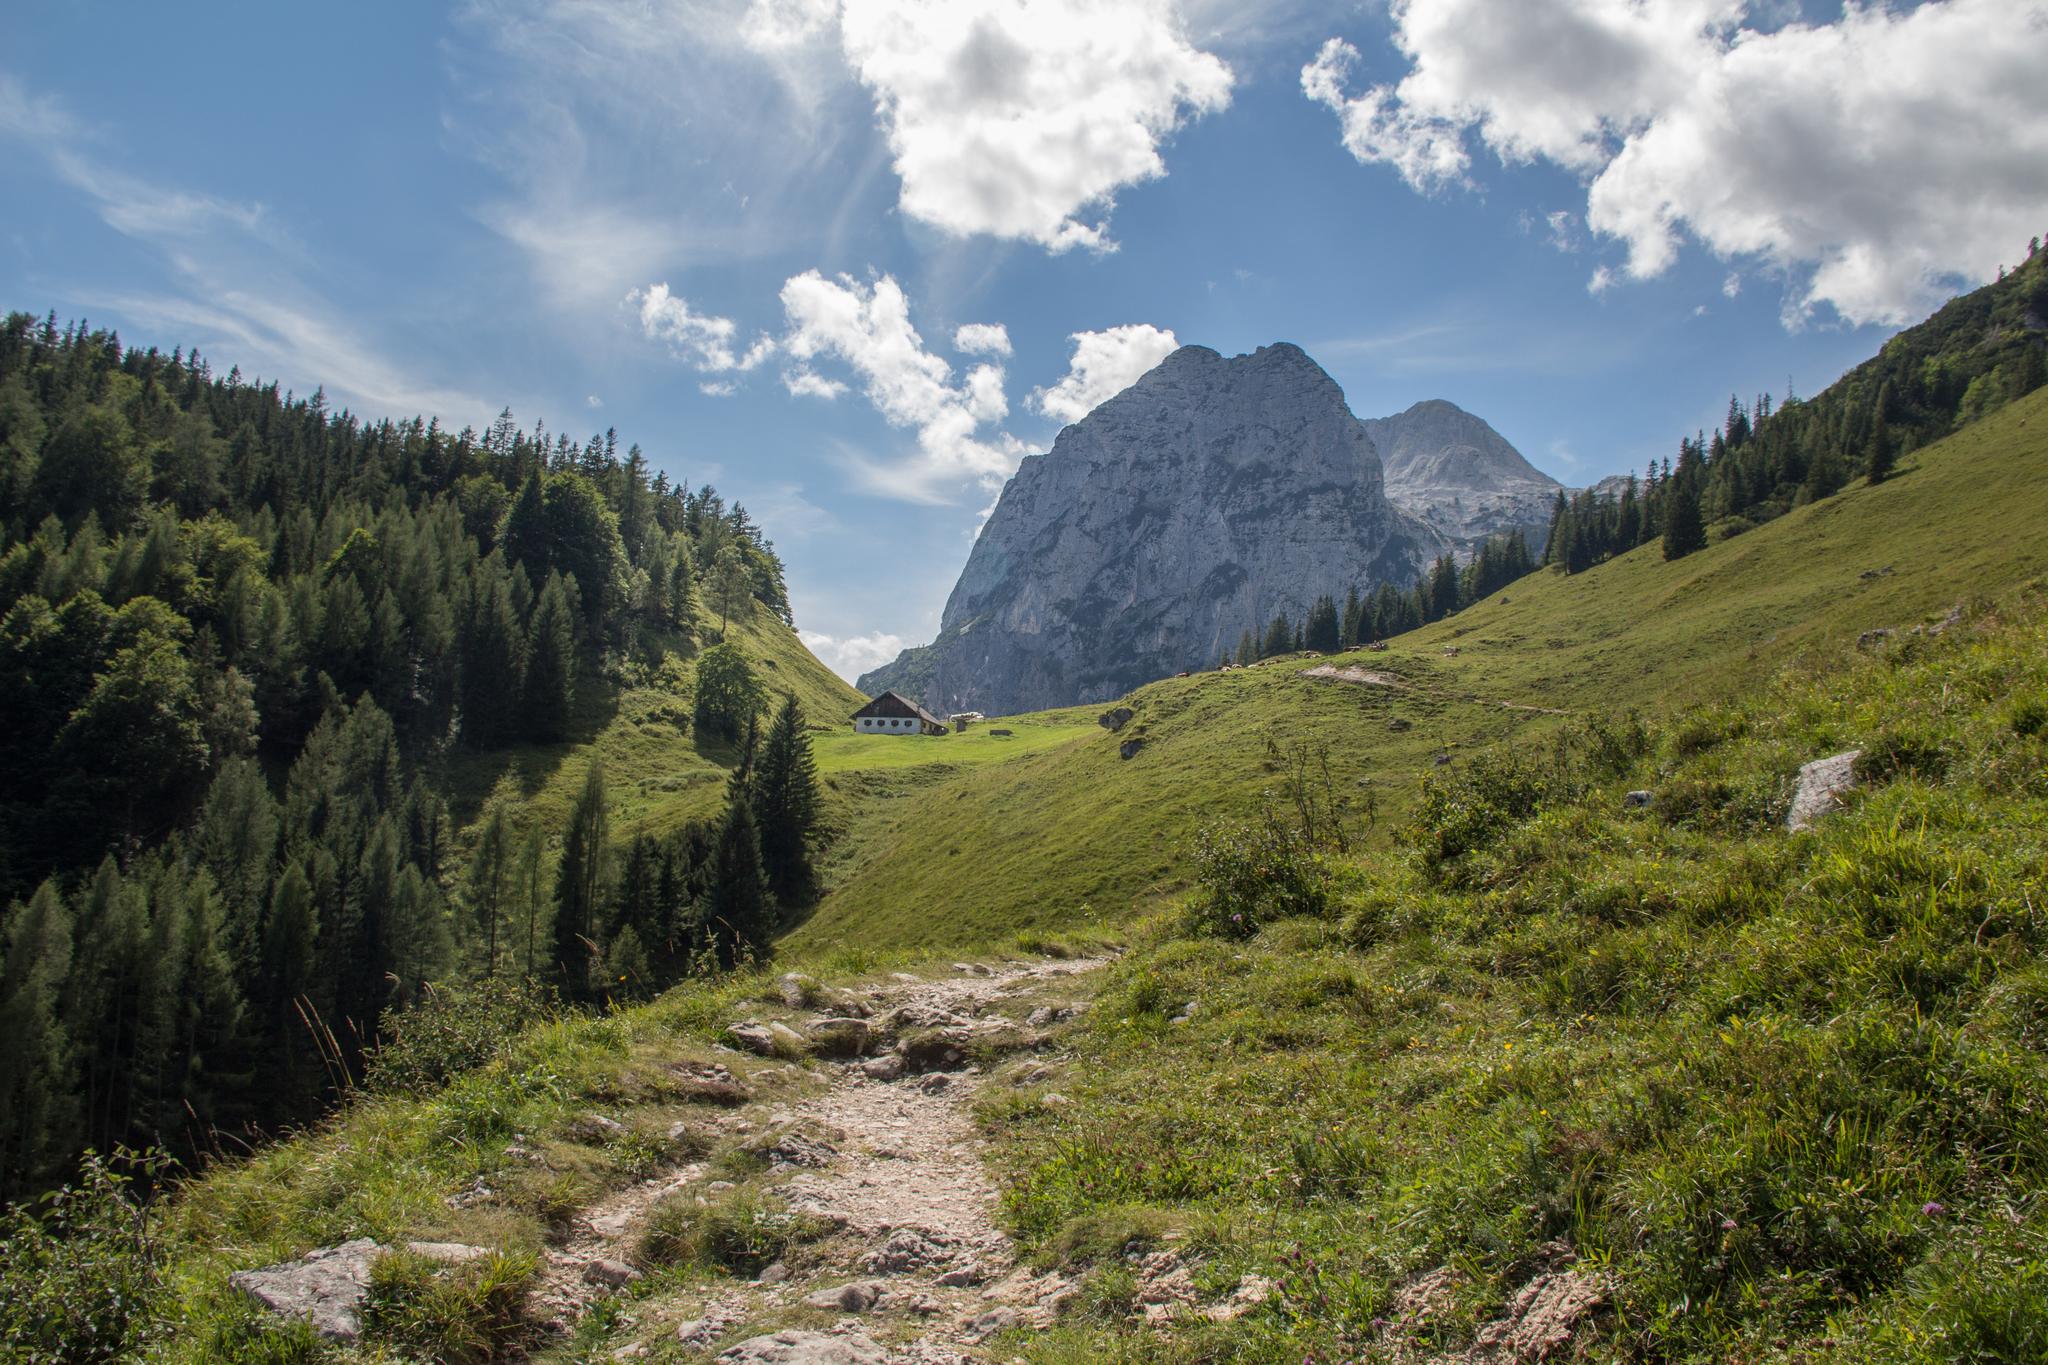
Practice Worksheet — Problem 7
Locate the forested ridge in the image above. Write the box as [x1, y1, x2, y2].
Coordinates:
[1545, 240, 2048, 572]
[0, 313, 823, 1200]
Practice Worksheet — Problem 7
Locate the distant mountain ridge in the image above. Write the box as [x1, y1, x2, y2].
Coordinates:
[859, 342, 1449, 715]
[1364, 398, 1563, 550]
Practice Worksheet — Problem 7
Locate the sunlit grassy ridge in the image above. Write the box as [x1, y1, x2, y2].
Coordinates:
[792, 387, 2048, 953]
[985, 580, 2048, 1363]
[442, 605, 866, 845]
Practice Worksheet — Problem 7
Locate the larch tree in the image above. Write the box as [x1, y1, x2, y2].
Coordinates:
[0, 881, 78, 1198]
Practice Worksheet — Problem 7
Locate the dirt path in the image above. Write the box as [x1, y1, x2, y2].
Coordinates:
[532, 956, 1112, 1362]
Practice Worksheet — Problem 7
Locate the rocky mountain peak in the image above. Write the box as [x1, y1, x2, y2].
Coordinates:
[858, 342, 1446, 716]
[1363, 398, 1561, 550]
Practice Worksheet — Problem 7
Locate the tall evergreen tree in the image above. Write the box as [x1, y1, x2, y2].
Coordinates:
[551, 760, 610, 1003]
[500, 471, 548, 584]
[522, 570, 577, 741]
[0, 881, 78, 1197]
[752, 695, 822, 906]
[467, 804, 514, 978]
[1662, 474, 1706, 560]
[705, 726, 773, 967]
[259, 860, 320, 1111]
[709, 542, 752, 636]
[1260, 613, 1293, 659]
[68, 859, 147, 1150]
[1866, 421, 1896, 485]
[1304, 595, 1341, 653]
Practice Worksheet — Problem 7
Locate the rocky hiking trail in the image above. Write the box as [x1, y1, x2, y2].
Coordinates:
[523, 952, 1233, 1363]
[230, 951, 1611, 1363]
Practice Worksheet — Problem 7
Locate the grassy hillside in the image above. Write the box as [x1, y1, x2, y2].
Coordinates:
[791, 385, 2048, 954]
[990, 569, 2048, 1364]
[443, 603, 866, 845]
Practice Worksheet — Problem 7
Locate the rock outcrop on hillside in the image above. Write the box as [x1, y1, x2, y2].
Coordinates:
[859, 343, 1446, 716]
[1362, 399, 1562, 552]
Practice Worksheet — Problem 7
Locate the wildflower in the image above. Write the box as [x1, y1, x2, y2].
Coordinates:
[1922, 1201, 1946, 1217]
[1720, 1218, 1737, 1230]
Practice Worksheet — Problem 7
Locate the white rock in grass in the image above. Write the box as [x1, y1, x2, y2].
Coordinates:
[1787, 750, 1861, 831]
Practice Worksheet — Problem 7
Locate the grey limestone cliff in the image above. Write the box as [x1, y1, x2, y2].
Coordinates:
[858, 343, 1446, 716]
[1363, 399, 1562, 551]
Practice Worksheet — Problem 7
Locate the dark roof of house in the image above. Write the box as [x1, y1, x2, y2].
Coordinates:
[851, 690, 944, 726]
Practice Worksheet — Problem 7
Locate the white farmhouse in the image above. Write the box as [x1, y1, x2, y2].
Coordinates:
[850, 690, 949, 736]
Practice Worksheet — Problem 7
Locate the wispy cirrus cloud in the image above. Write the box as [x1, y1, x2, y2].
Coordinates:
[0, 73, 491, 423]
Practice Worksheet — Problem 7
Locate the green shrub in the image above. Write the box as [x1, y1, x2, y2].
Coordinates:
[1671, 706, 1748, 756]
[0, 1151, 169, 1364]
[364, 978, 556, 1096]
[360, 1247, 536, 1364]
[1075, 1263, 1140, 1322]
[1567, 710, 1652, 777]
[1407, 752, 1552, 875]
[1183, 807, 1330, 939]
[635, 1188, 830, 1277]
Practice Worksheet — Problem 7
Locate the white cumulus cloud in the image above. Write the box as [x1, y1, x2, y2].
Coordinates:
[799, 628, 910, 682]
[953, 322, 1012, 356]
[1030, 323, 1179, 424]
[631, 283, 776, 372]
[1303, 0, 2048, 325]
[779, 270, 1022, 493]
[784, 368, 849, 399]
[838, 0, 1235, 251]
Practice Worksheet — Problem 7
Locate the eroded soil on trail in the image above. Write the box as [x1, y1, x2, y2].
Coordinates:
[528, 956, 1131, 1363]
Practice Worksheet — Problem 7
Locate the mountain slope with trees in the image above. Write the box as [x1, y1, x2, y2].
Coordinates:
[0, 312, 854, 1199]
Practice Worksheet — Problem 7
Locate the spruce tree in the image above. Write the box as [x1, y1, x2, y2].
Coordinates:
[1867, 421, 1896, 485]
[1662, 474, 1706, 560]
[1304, 595, 1341, 653]
[460, 560, 525, 747]
[522, 570, 577, 741]
[1260, 613, 1292, 659]
[752, 694, 821, 906]
[260, 860, 320, 1110]
[551, 760, 610, 1003]
[501, 471, 549, 584]
[68, 859, 147, 1150]
[710, 802, 773, 967]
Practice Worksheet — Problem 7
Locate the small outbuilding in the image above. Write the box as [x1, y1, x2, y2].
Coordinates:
[851, 690, 948, 736]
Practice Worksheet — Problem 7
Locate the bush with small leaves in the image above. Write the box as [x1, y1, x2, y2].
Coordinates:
[1183, 807, 1330, 939]
[0, 1151, 170, 1364]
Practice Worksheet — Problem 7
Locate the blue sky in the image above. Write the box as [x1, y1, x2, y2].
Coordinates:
[3, 1, 2042, 679]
